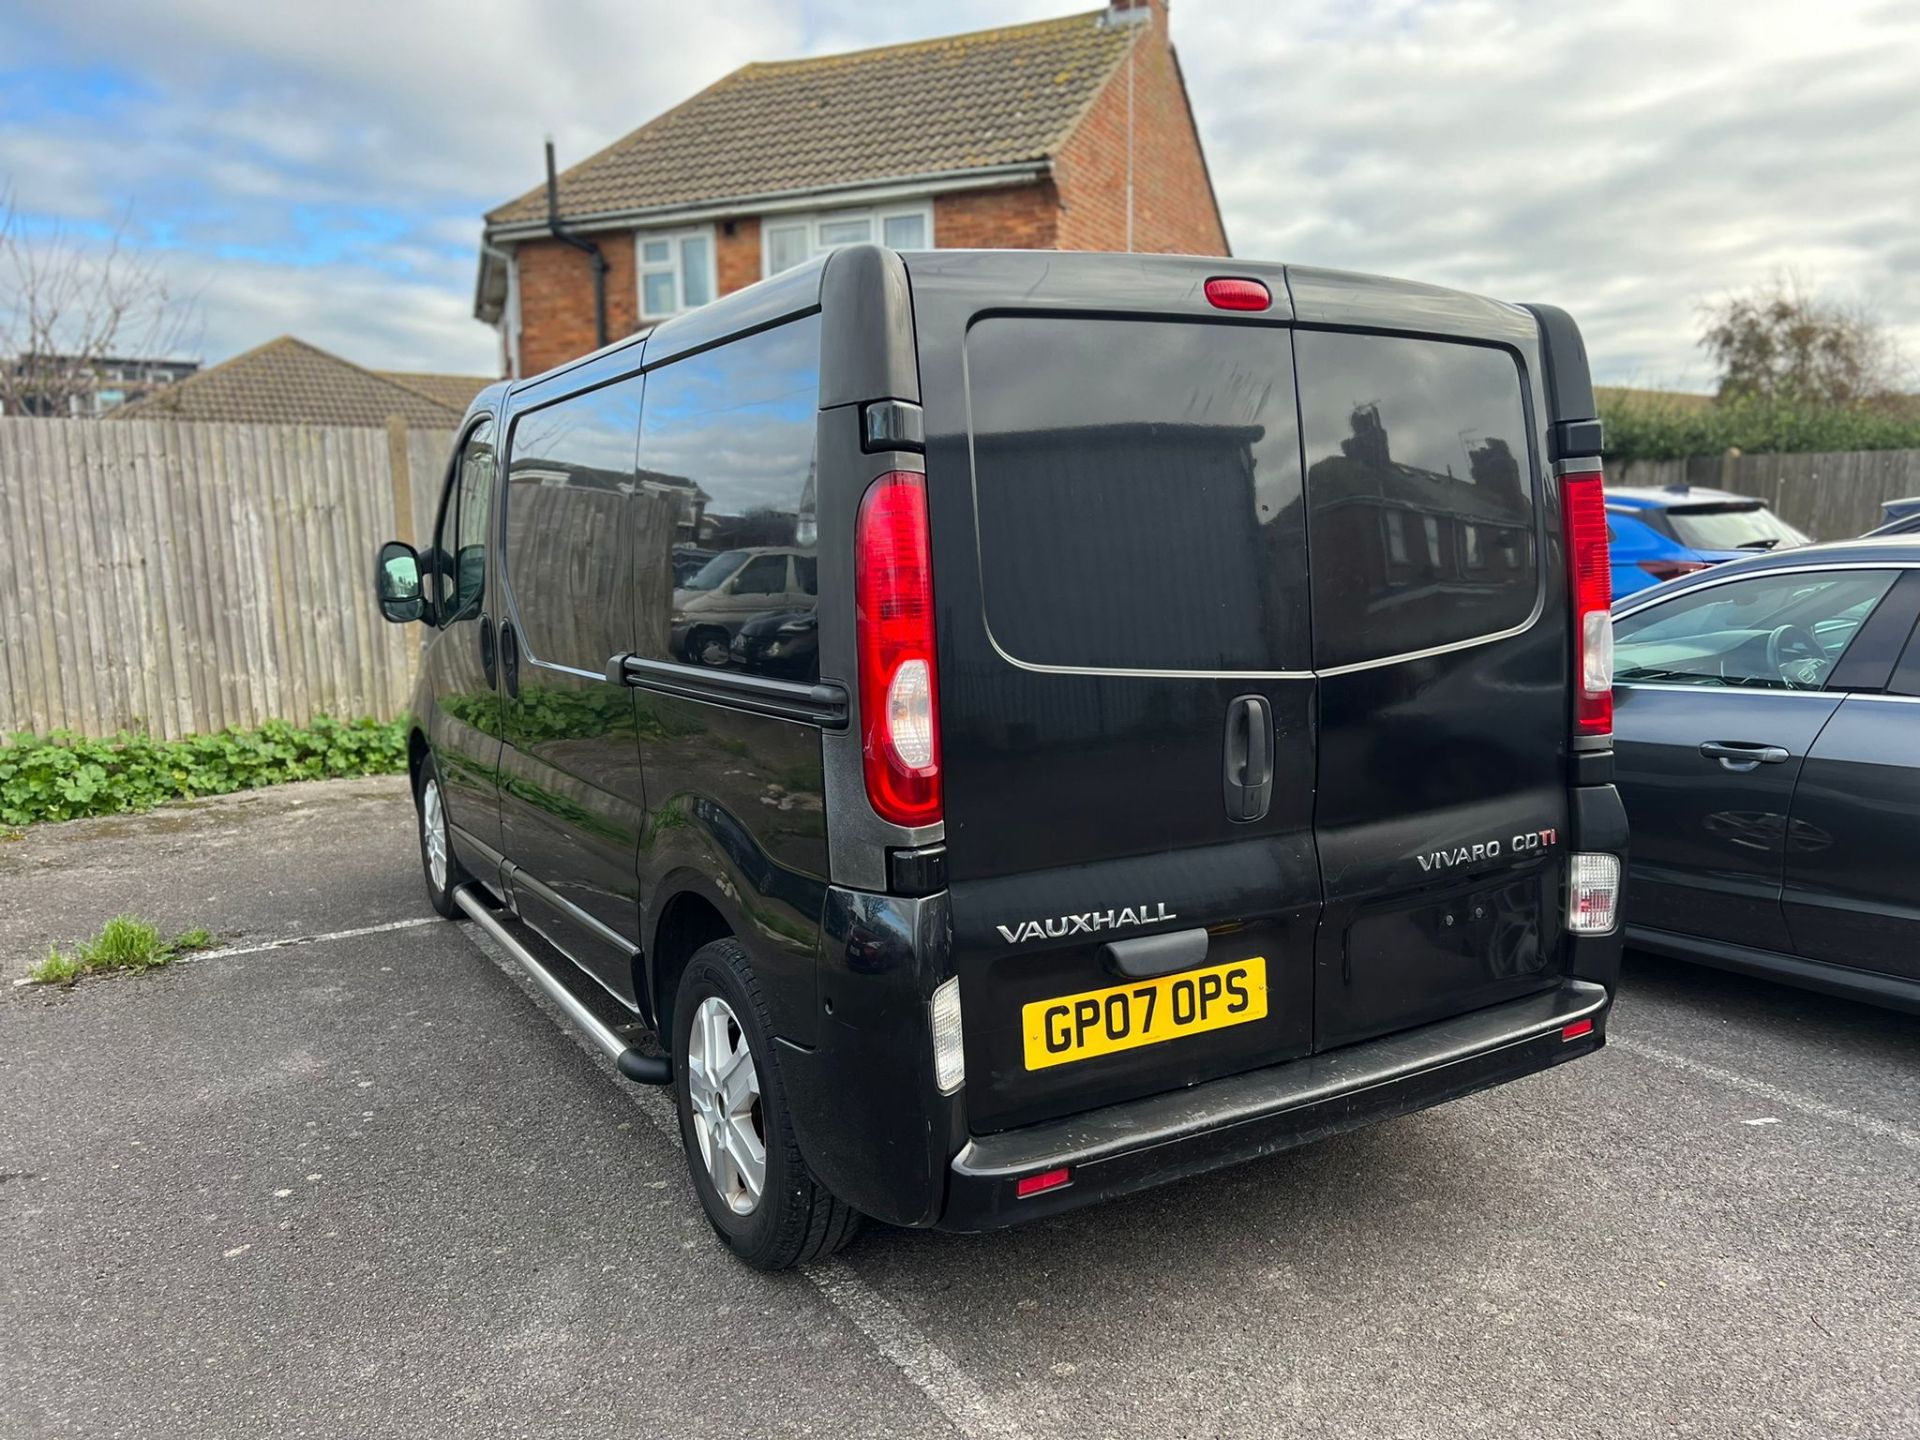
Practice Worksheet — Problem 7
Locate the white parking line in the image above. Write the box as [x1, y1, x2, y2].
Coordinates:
[10, 916, 444, 986]
[454, 923, 1031, 1440]
[1611, 1035, 1920, 1153]
[184, 917, 441, 963]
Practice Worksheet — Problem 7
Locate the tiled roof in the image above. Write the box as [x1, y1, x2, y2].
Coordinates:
[114, 337, 467, 428]
[486, 9, 1134, 226]
[378, 370, 494, 412]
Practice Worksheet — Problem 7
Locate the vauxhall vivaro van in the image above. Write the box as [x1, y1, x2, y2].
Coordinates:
[376, 246, 1628, 1269]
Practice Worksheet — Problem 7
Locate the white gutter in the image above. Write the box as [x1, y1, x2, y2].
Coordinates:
[482, 161, 1052, 245]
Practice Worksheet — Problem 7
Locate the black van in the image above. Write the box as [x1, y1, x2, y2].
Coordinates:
[375, 247, 1627, 1270]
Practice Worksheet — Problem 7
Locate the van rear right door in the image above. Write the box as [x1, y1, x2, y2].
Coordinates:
[1288, 282, 1574, 1050]
[906, 254, 1320, 1136]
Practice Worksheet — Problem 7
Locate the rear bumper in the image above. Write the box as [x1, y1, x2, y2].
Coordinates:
[937, 977, 1610, 1231]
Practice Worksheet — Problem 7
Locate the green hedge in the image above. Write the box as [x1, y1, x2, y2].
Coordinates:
[1602, 395, 1920, 464]
[0, 715, 409, 827]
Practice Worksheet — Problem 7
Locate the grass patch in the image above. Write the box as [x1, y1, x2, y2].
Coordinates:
[0, 715, 408, 827]
[25, 915, 218, 987]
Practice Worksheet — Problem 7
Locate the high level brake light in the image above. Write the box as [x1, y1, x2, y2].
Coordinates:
[856, 471, 942, 827]
[1561, 466, 1614, 737]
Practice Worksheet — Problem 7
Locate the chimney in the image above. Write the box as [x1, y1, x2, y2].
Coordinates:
[1103, 0, 1153, 26]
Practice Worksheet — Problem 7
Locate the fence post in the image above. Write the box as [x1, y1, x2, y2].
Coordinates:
[386, 415, 413, 544]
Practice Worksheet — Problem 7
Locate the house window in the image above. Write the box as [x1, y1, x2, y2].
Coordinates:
[761, 202, 935, 276]
[636, 228, 717, 320]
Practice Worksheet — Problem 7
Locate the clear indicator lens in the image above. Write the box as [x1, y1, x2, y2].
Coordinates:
[1568, 852, 1621, 934]
[930, 975, 965, 1094]
[1582, 610, 1613, 696]
[887, 659, 935, 769]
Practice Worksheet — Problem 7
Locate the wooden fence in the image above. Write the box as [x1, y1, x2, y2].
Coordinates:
[0, 416, 453, 740]
[1611, 448, 1920, 539]
[5, 414, 1920, 741]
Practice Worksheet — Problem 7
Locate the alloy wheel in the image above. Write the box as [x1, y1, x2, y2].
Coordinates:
[422, 776, 449, 892]
[686, 995, 766, 1215]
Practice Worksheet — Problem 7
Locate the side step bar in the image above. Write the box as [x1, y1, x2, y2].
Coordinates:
[454, 886, 671, 1085]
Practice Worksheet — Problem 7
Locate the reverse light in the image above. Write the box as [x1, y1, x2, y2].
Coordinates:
[1015, 1167, 1071, 1199]
[856, 472, 942, 827]
[1561, 466, 1614, 736]
[1204, 277, 1271, 311]
[930, 975, 965, 1094]
[1567, 852, 1621, 935]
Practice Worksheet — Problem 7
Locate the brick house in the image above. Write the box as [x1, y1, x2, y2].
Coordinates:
[474, 0, 1226, 377]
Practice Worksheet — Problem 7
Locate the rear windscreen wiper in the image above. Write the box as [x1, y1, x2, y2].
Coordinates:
[1735, 538, 1782, 550]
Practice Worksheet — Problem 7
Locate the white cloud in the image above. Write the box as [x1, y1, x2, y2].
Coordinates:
[3, 0, 1915, 383]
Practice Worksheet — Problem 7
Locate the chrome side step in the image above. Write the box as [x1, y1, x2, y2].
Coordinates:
[454, 886, 671, 1085]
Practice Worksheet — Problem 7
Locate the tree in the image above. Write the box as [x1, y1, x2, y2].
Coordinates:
[0, 185, 199, 416]
[1698, 274, 1909, 409]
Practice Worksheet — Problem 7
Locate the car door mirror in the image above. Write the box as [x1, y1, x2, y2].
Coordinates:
[376, 540, 427, 624]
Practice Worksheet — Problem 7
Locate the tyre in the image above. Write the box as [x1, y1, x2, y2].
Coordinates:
[685, 627, 731, 668]
[415, 754, 467, 919]
[673, 938, 861, 1269]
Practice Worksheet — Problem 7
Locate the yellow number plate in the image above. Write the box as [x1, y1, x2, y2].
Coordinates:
[1021, 957, 1268, 1071]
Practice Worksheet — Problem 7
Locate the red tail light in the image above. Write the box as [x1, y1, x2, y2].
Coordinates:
[1561, 466, 1613, 737]
[856, 472, 941, 827]
[1638, 559, 1711, 582]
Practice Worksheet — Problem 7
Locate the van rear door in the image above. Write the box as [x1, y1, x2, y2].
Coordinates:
[1289, 276, 1572, 1049]
[906, 254, 1319, 1135]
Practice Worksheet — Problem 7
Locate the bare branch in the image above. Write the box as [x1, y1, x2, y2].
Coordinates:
[1697, 270, 1912, 409]
[0, 183, 201, 416]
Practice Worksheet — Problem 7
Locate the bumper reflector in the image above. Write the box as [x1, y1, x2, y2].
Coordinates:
[930, 976, 965, 1094]
[1015, 1167, 1071, 1199]
[1567, 852, 1621, 935]
[1561, 1018, 1595, 1042]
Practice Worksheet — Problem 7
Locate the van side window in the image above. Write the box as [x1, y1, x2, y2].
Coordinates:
[638, 314, 821, 679]
[502, 377, 644, 671]
[965, 316, 1308, 673]
[434, 419, 494, 625]
[1298, 332, 1536, 669]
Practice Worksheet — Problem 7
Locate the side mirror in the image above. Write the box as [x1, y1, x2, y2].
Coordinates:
[376, 540, 426, 624]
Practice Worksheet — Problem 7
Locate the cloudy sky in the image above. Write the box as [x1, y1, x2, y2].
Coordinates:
[2, 0, 1915, 387]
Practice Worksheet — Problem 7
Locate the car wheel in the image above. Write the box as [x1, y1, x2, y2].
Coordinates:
[687, 628, 731, 668]
[415, 755, 467, 919]
[673, 938, 861, 1269]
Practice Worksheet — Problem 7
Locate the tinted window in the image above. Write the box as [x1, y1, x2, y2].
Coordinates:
[1298, 332, 1536, 669]
[639, 314, 821, 678]
[966, 317, 1306, 672]
[431, 419, 494, 624]
[504, 377, 643, 671]
[1614, 569, 1895, 690]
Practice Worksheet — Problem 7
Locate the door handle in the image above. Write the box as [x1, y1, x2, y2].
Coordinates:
[1223, 694, 1274, 823]
[478, 614, 497, 688]
[500, 620, 520, 700]
[1700, 740, 1790, 771]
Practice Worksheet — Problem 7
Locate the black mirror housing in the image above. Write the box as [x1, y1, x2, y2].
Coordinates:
[376, 540, 427, 625]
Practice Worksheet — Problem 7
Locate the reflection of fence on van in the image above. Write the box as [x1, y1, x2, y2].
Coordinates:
[0, 415, 453, 739]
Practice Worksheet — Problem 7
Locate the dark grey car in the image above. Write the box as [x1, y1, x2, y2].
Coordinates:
[1611, 536, 1920, 1012]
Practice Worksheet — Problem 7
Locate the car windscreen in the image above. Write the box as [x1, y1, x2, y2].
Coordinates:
[1667, 504, 1808, 552]
[681, 551, 749, 591]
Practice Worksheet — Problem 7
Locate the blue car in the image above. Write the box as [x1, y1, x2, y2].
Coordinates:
[1606, 485, 1810, 597]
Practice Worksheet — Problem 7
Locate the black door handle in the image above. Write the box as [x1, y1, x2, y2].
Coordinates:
[500, 620, 520, 700]
[478, 614, 497, 688]
[1700, 740, 1790, 771]
[1223, 694, 1274, 823]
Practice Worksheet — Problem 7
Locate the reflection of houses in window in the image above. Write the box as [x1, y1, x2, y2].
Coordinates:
[1310, 403, 1533, 620]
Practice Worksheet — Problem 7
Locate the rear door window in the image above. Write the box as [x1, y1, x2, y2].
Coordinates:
[964, 316, 1307, 672]
[1297, 332, 1537, 669]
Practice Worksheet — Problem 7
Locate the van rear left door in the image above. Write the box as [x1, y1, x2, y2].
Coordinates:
[906, 255, 1320, 1135]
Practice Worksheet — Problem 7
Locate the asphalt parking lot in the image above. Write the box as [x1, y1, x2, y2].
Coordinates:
[3, 779, 1917, 1439]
